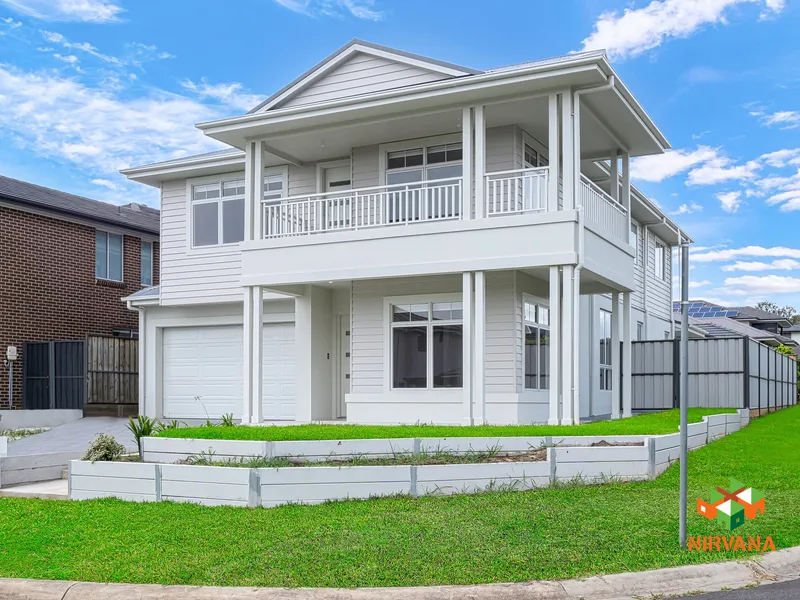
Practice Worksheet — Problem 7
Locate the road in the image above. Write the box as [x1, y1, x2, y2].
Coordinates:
[675, 579, 800, 599]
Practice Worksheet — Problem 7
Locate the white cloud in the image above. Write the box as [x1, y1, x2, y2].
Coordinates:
[690, 280, 711, 288]
[273, 0, 383, 20]
[53, 53, 79, 65]
[0, 0, 123, 22]
[0, 64, 224, 182]
[181, 79, 262, 113]
[579, 0, 784, 61]
[91, 178, 121, 190]
[630, 146, 718, 182]
[760, 148, 800, 168]
[723, 274, 800, 294]
[688, 157, 760, 186]
[693, 246, 800, 262]
[749, 104, 800, 129]
[42, 30, 123, 65]
[0, 16, 22, 32]
[670, 202, 703, 215]
[721, 259, 800, 271]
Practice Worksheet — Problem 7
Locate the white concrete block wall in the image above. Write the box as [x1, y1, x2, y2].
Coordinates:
[0, 409, 83, 429]
[69, 460, 157, 502]
[141, 437, 269, 464]
[1, 451, 83, 488]
[161, 464, 251, 507]
[553, 445, 650, 482]
[0, 437, 6, 457]
[271, 439, 416, 462]
[416, 462, 549, 495]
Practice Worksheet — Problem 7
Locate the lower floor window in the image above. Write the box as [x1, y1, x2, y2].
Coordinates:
[524, 300, 550, 390]
[599, 309, 612, 391]
[391, 301, 463, 389]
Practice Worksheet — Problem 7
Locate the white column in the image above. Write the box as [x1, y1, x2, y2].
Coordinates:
[251, 286, 263, 423]
[242, 286, 255, 424]
[462, 272, 474, 425]
[561, 91, 574, 210]
[474, 106, 486, 219]
[462, 107, 473, 220]
[473, 270, 486, 424]
[548, 266, 561, 425]
[548, 94, 559, 212]
[609, 149, 619, 202]
[253, 141, 265, 241]
[610, 292, 621, 420]
[243, 140, 256, 242]
[571, 267, 581, 424]
[137, 309, 146, 417]
[295, 286, 334, 422]
[621, 151, 631, 245]
[622, 291, 633, 418]
[560, 265, 574, 425]
[572, 91, 581, 213]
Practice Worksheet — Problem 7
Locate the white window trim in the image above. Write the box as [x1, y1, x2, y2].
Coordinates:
[599, 308, 612, 391]
[184, 168, 287, 253]
[383, 293, 463, 392]
[630, 222, 639, 265]
[654, 240, 666, 280]
[95, 230, 124, 282]
[520, 129, 550, 169]
[141, 240, 153, 286]
[378, 133, 462, 186]
[522, 293, 550, 391]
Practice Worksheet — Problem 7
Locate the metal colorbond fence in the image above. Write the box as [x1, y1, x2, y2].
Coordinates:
[631, 337, 797, 411]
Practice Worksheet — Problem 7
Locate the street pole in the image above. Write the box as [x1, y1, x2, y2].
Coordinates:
[679, 240, 690, 548]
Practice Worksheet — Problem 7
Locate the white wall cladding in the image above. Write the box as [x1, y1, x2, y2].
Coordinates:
[278, 52, 452, 109]
[644, 228, 672, 322]
[78, 410, 750, 507]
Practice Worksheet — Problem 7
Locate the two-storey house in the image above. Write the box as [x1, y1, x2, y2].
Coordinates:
[122, 40, 688, 426]
[0, 175, 160, 410]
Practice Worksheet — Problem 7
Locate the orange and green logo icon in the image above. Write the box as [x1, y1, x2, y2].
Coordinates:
[697, 479, 765, 531]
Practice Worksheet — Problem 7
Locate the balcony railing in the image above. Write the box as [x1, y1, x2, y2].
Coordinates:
[579, 175, 628, 245]
[484, 167, 549, 216]
[262, 178, 462, 239]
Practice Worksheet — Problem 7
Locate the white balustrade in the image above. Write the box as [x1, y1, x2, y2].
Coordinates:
[484, 167, 549, 216]
[579, 175, 628, 245]
[262, 178, 462, 238]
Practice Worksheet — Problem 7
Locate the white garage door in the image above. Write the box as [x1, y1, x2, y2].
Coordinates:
[162, 324, 295, 420]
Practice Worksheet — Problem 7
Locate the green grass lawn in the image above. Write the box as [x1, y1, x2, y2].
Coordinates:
[0, 405, 796, 588]
[157, 408, 737, 441]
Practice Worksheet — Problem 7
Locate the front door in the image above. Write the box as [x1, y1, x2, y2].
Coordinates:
[324, 165, 352, 230]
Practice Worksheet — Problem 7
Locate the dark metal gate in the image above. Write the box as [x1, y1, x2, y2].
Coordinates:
[22, 340, 86, 409]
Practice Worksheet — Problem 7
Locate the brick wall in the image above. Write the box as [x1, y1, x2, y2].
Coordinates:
[0, 205, 159, 409]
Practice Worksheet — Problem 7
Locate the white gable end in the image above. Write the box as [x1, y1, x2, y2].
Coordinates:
[276, 51, 455, 109]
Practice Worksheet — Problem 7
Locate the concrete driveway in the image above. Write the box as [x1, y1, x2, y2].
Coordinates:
[6, 417, 137, 457]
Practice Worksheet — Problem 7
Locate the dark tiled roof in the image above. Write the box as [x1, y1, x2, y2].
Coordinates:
[690, 317, 797, 346]
[726, 306, 788, 322]
[784, 324, 800, 333]
[0, 175, 159, 235]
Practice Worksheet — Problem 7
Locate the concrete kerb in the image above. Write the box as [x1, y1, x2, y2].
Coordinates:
[2, 546, 799, 600]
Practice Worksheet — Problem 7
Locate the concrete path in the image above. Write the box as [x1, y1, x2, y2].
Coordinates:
[675, 578, 800, 598]
[0, 479, 67, 499]
[0, 546, 797, 600]
[6, 417, 136, 456]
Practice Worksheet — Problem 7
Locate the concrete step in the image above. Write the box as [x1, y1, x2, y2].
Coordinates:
[61, 469, 68, 480]
[0, 479, 68, 500]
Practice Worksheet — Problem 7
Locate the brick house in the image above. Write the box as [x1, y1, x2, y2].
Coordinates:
[0, 175, 159, 410]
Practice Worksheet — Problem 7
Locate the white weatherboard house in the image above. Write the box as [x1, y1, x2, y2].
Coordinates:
[122, 40, 689, 426]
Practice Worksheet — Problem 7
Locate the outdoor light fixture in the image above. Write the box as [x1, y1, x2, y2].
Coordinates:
[4, 345, 17, 409]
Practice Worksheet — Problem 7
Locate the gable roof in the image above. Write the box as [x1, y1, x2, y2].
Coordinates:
[689, 317, 797, 347]
[726, 305, 791, 323]
[249, 39, 480, 113]
[0, 175, 159, 236]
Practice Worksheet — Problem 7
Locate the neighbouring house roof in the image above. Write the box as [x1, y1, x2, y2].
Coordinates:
[122, 285, 160, 306]
[688, 316, 797, 347]
[784, 324, 800, 333]
[726, 305, 792, 325]
[0, 175, 159, 236]
[673, 300, 793, 328]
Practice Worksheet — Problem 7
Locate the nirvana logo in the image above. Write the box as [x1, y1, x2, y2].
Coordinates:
[690, 478, 774, 553]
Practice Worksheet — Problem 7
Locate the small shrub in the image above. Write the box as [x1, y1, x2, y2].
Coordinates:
[220, 413, 235, 427]
[127, 415, 159, 460]
[83, 434, 125, 462]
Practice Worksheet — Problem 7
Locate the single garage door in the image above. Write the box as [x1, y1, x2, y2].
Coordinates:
[162, 324, 295, 420]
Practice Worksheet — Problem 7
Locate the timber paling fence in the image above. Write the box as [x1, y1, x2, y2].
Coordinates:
[631, 336, 797, 411]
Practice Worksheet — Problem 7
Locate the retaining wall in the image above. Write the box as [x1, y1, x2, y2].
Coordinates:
[0, 409, 83, 429]
[0, 437, 6, 457]
[0, 451, 82, 487]
[71, 410, 751, 508]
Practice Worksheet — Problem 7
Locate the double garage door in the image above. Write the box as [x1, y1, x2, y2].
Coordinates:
[162, 324, 295, 420]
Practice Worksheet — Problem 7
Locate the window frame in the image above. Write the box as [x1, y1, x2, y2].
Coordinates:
[185, 169, 287, 251]
[523, 294, 550, 391]
[599, 309, 612, 391]
[630, 222, 639, 264]
[384, 294, 464, 391]
[378, 134, 463, 186]
[95, 230, 124, 282]
[636, 321, 644, 341]
[140, 240, 153, 286]
[654, 240, 666, 280]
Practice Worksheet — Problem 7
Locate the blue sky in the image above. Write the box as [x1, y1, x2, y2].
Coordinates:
[1, 0, 799, 308]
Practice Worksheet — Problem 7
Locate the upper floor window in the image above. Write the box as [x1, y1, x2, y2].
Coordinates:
[655, 241, 666, 280]
[524, 300, 550, 390]
[264, 173, 284, 201]
[599, 309, 612, 391]
[524, 143, 548, 168]
[390, 300, 463, 389]
[386, 143, 462, 186]
[141, 241, 153, 286]
[636, 321, 644, 341]
[95, 231, 123, 282]
[630, 223, 639, 262]
[192, 178, 245, 247]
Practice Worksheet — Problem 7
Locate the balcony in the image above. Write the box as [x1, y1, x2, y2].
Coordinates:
[260, 167, 627, 246]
